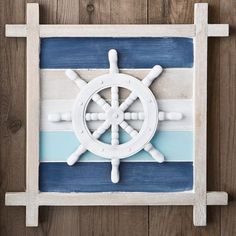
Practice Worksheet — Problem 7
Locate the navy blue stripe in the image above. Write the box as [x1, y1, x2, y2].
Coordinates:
[40, 37, 193, 69]
[39, 162, 193, 192]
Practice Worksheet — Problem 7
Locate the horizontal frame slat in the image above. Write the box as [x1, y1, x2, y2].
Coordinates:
[5, 24, 229, 38]
[6, 24, 195, 38]
[208, 24, 229, 37]
[5, 191, 228, 206]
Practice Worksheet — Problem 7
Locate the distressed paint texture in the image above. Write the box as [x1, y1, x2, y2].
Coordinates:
[40, 37, 193, 68]
[40, 131, 193, 162]
[39, 162, 193, 192]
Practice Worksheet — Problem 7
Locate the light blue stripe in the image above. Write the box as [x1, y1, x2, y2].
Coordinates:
[40, 131, 193, 162]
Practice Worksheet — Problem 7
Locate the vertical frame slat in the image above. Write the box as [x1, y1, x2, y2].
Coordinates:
[193, 3, 208, 226]
[26, 3, 40, 226]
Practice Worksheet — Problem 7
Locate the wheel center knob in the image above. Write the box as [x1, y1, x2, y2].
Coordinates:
[107, 108, 124, 125]
[113, 113, 119, 119]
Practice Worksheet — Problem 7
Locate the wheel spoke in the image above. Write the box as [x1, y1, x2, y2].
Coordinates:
[67, 121, 110, 166]
[92, 120, 111, 139]
[109, 49, 119, 74]
[65, 69, 87, 89]
[119, 121, 164, 163]
[124, 112, 144, 120]
[142, 65, 163, 87]
[158, 111, 183, 121]
[111, 124, 119, 145]
[111, 86, 119, 144]
[85, 112, 106, 121]
[119, 121, 138, 138]
[144, 143, 164, 163]
[110, 85, 120, 183]
[119, 65, 163, 112]
[92, 93, 111, 112]
[65, 69, 111, 112]
[111, 86, 119, 108]
[67, 145, 87, 166]
[119, 92, 138, 112]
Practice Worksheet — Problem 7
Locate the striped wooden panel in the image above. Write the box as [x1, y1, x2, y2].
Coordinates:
[39, 37, 194, 193]
[39, 162, 193, 192]
[40, 37, 193, 68]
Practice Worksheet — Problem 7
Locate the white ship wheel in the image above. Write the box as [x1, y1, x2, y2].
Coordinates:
[48, 49, 183, 183]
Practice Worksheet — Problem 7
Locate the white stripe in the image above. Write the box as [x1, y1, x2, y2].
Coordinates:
[40, 68, 193, 100]
[40, 99, 193, 132]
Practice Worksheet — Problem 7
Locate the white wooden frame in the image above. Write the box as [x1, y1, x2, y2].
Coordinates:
[5, 3, 229, 227]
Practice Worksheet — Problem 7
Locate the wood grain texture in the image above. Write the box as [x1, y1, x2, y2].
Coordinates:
[1, 0, 234, 235]
[0, 0, 27, 235]
[220, 0, 236, 235]
[148, 0, 223, 234]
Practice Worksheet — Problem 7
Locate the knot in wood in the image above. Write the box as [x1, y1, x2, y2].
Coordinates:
[87, 4, 95, 13]
[7, 119, 22, 133]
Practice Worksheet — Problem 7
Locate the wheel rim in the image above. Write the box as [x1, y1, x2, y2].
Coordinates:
[72, 73, 158, 159]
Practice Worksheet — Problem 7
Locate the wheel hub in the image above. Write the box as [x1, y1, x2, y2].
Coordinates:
[106, 108, 124, 125]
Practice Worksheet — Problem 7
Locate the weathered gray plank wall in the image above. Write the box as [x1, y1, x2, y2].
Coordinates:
[0, 0, 235, 235]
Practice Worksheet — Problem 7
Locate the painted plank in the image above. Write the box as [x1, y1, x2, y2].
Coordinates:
[40, 37, 193, 69]
[40, 68, 193, 100]
[40, 131, 193, 162]
[40, 99, 193, 132]
[39, 162, 193, 192]
[5, 191, 228, 206]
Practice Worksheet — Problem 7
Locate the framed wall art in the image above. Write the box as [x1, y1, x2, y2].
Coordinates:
[5, 3, 229, 227]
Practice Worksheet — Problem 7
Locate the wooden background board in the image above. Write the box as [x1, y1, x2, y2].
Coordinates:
[0, 0, 235, 235]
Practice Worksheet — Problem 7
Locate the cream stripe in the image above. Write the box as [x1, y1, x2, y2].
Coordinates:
[40, 68, 193, 100]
